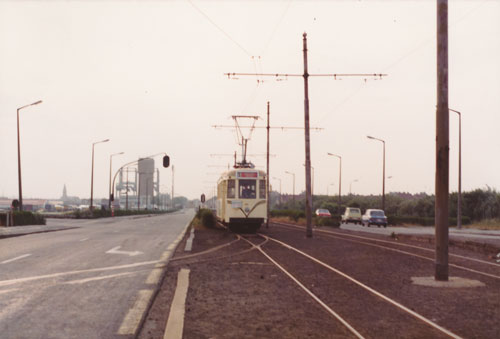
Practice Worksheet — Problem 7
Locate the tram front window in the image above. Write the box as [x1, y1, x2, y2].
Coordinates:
[227, 180, 235, 198]
[239, 179, 256, 199]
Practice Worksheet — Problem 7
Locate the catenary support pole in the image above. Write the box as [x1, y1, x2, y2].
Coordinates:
[266, 101, 270, 228]
[303, 33, 313, 238]
[435, 0, 449, 281]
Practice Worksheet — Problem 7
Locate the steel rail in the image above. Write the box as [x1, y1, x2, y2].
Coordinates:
[273, 222, 500, 268]
[239, 235, 365, 339]
[257, 233, 462, 339]
[277, 223, 500, 281]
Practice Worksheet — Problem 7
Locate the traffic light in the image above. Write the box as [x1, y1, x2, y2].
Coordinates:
[163, 155, 170, 168]
[201, 194, 206, 203]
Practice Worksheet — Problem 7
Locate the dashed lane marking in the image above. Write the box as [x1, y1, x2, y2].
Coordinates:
[1, 254, 31, 265]
[0, 260, 159, 287]
[117, 289, 154, 335]
[63, 271, 142, 285]
[79, 238, 89, 242]
[163, 268, 190, 339]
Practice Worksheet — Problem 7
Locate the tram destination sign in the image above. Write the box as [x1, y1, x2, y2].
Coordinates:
[237, 171, 258, 178]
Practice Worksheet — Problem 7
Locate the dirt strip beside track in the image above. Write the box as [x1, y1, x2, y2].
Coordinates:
[139, 224, 500, 339]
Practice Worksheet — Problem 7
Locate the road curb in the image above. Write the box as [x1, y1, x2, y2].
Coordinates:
[0, 226, 79, 239]
[133, 218, 193, 338]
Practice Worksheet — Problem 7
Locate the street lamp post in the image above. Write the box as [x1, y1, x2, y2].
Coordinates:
[109, 152, 124, 209]
[90, 139, 110, 211]
[327, 153, 342, 209]
[367, 136, 386, 211]
[285, 171, 295, 206]
[111, 152, 168, 210]
[145, 177, 153, 210]
[17, 100, 42, 211]
[327, 183, 335, 196]
[349, 179, 358, 195]
[272, 177, 282, 205]
[449, 108, 462, 230]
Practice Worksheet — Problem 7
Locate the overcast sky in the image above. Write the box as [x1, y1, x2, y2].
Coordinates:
[1, 0, 499, 201]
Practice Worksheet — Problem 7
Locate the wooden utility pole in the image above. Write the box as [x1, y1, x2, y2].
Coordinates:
[266, 101, 270, 228]
[303, 33, 313, 237]
[226, 33, 386, 238]
[435, 0, 449, 281]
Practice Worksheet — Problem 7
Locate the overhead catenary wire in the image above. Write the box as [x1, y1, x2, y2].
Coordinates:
[186, 0, 253, 57]
[316, 0, 490, 124]
[260, 0, 293, 57]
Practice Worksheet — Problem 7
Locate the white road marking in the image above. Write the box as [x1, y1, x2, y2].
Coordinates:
[163, 269, 190, 339]
[184, 228, 195, 252]
[159, 250, 173, 262]
[0, 288, 19, 295]
[63, 271, 141, 285]
[0, 260, 159, 287]
[79, 237, 89, 242]
[117, 289, 154, 335]
[146, 268, 163, 284]
[1, 254, 31, 264]
[106, 246, 143, 257]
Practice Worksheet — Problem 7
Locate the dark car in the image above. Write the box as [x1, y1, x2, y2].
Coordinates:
[362, 209, 387, 227]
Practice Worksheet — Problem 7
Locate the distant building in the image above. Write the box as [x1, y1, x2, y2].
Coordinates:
[60, 184, 81, 206]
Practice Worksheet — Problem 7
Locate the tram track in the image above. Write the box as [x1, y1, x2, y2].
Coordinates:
[142, 220, 499, 338]
[272, 221, 500, 281]
[240, 233, 461, 339]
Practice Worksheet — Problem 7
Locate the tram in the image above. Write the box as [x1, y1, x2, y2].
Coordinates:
[216, 165, 267, 232]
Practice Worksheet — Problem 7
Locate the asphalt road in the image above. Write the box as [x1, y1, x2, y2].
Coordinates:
[340, 222, 500, 248]
[0, 209, 194, 339]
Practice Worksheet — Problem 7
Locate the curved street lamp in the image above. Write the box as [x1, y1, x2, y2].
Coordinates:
[109, 152, 124, 209]
[112, 152, 169, 211]
[17, 100, 43, 210]
[284, 171, 295, 204]
[327, 152, 342, 208]
[367, 135, 386, 210]
[90, 139, 110, 211]
[449, 108, 462, 229]
[349, 179, 358, 195]
[272, 177, 282, 204]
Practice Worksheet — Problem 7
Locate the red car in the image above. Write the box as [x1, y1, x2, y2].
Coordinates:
[315, 209, 331, 217]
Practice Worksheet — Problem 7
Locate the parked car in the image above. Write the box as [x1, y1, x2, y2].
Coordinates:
[362, 209, 388, 227]
[341, 207, 362, 224]
[315, 209, 331, 217]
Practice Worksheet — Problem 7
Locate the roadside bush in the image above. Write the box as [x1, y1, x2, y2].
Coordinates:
[270, 209, 305, 221]
[1, 211, 47, 226]
[314, 215, 341, 227]
[197, 208, 216, 228]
